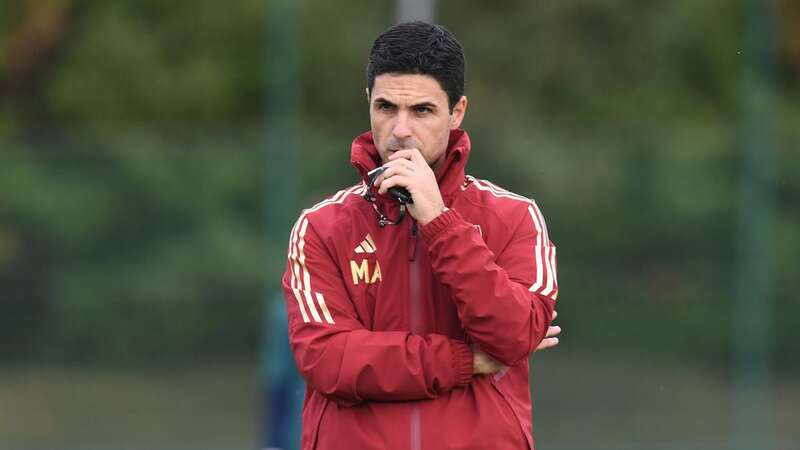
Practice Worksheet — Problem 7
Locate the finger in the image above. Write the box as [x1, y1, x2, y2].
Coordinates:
[382, 158, 415, 169]
[535, 337, 559, 352]
[552, 310, 558, 321]
[545, 325, 561, 338]
[382, 158, 417, 175]
[374, 164, 414, 186]
[389, 149, 424, 165]
[409, 148, 428, 165]
[490, 362, 506, 373]
[377, 175, 412, 195]
[388, 149, 415, 161]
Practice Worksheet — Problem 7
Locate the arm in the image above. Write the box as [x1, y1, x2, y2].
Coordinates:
[282, 214, 473, 407]
[373, 149, 558, 366]
[420, 207, 558, 366]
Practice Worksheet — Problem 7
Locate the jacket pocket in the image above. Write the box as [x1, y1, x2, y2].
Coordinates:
[490, 380, 532, 450]
[309, 397, 330, 450]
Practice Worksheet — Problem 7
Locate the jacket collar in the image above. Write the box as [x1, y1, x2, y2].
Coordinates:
[350, 129, 471, 204]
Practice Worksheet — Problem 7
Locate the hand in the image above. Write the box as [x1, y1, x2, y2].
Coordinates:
[373, 149, 446, 225]
[535, 310, 561, 352]
[473, 349, 504, 375]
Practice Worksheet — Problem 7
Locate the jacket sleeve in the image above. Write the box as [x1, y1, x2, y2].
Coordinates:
[420, 206, 558, 366]
[282, 214, 474, 407]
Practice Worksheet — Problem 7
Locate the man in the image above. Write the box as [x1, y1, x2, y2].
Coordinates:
[282, 21, 560, 449]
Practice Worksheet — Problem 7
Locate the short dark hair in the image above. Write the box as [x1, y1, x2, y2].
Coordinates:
[367, 21, 465, 111]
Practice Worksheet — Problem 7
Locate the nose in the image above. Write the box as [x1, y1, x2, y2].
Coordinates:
[391, 112, 413, 140]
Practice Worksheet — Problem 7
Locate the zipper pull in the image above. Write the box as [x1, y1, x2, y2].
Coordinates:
[408, 220, 418, 261]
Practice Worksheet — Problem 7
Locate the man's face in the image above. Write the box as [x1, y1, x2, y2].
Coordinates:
[368, 73, 466, 169]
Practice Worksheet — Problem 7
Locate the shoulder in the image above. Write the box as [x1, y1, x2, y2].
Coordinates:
[462, 176, 547, 223]
[290, 182, 367, 238]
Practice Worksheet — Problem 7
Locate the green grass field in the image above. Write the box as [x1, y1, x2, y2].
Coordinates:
[0, 363, 259, 450]
[532, 351, 800, 450]
[1, 352, 798, 449]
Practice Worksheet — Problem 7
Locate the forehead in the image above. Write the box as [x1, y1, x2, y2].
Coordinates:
[371, 73, 448, 104]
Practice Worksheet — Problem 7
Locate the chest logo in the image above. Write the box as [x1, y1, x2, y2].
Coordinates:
[354, 234, 376, 254]
[350, 235, 381, 285]
[350, 259, 382, 285]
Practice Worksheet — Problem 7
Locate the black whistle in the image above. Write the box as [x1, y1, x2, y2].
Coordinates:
[368, 167, 414, 204]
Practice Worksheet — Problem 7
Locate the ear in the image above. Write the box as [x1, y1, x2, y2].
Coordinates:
[449, 96, 468, 129]
[365, 87, 371, 103]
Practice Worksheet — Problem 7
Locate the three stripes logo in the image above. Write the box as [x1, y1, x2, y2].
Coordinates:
[288, 216, 335, 325]
[354, 234, 377, 254]
[469, 177, 558, 300]
[286, 185, 371, 326]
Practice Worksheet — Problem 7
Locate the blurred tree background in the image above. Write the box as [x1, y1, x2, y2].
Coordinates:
[1, 0, 798, 449]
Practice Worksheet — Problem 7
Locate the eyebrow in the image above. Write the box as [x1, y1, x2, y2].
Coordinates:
[373, 97, 438, 110]
[373, 97, 395, 106]
[412, 101, 437, 110]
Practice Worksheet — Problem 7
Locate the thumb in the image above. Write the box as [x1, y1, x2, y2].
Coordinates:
[411, 148, 428, 165]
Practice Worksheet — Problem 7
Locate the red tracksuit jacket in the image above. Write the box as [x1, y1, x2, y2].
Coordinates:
[282, 129, 558, 450]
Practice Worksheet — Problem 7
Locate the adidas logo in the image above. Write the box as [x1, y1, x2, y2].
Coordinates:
[354, 234, 377, 254]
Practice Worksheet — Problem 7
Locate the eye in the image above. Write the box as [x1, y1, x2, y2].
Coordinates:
[377, 102, 395, 111]
[414, 106, 432, 114]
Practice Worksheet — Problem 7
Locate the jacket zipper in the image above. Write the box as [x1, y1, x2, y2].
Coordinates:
[408, 219, 422, 450]
[408, 219, 420, 331]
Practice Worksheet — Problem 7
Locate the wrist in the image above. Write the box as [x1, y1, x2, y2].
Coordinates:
[450, 341, 474, 388]
[419, 205, 448, 226]
[420, 207, 463, 244]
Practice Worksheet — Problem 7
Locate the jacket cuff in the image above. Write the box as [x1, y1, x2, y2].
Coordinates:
[421, 208, 463, 244]
[449, 340, 474, 388]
